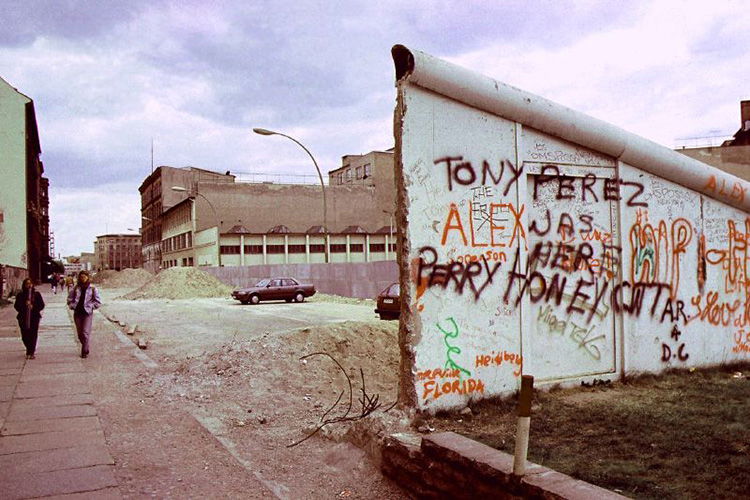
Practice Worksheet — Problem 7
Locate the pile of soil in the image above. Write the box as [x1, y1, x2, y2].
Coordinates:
[123, 267, 234, 300]
[93, 268, 154, 288]
[91, 270, 118, 284]
[163, 320, 399, 405]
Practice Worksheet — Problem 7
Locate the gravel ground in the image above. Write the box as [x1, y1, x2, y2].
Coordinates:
[94, 287, 409, 499]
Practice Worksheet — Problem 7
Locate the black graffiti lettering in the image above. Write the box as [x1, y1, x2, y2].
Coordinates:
[661, 343, 672, 362]
[528, 242, 552, 269]
[567, 278, 593, 315]
[612, 281, 629, 314]
[529, 209, 551, 236]
[603, 178, 620, 201]
[557, 174, 575, 199]
[503, 160, 524, 196]
[550, 243, 575, 271]
[437, 156, 524, 194]
[529, 165, 647, 207]
[458, 261, 482, 298]
[417, 245, 438, 279]
[476, 255, 503, 299]
[579, 214, 594, 234]
[481, 160, 503, 187]
[545, 273, 567, 306]
[557, 213, 575, 239]
[622, 180, 647, 207]
[660, 299, 688, 324]
[503, 249, 526, 307]
[677, 344, 689, 361]
[648, 284, 671, 318]
[533, 164, 560, 200]
[529, 272, 547, 303]
[582, 173, 598, 202]
[445, 261, 464, 291]
[435, 156, 463, 191]
[418, 246, 503, 301]
[573, 242, 594, 273]
[676, 300, 687, 324]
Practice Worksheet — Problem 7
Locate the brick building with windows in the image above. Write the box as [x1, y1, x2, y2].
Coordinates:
[143, 149, 397, 270]
[95, 234, 142, 271]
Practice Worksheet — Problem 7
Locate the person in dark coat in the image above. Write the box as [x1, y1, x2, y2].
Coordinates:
[14, 278, 45, 359]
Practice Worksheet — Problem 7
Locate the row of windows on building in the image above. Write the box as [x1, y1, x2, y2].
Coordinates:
[333, 163, 371, 185]
[164, 257, 194, 268]
[218, 242, 397, 255]
[161, 231, 193, 253]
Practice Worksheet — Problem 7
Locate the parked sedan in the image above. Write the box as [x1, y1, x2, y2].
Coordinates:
[375, 282, 400, 320]
[232, 277, 316, 305]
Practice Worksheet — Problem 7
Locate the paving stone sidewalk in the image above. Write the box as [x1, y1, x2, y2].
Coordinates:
[0, 286, 121, 499]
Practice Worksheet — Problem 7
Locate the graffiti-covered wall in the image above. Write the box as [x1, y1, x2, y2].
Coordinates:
[392, 46, 750, 412]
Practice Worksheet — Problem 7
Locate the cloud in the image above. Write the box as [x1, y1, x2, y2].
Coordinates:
[1, 0, 748, 256]
[49, 183, 141, 257]
[445, 1, 750, 146]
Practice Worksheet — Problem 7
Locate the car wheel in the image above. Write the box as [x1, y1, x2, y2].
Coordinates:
[379, 313, 388, 320]
[250, 294, 260, 305]
[295, 292, 304, 303]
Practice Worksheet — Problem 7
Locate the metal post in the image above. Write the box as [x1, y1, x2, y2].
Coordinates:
[253, 128, 328, 262]
[513, 374, 534, 476]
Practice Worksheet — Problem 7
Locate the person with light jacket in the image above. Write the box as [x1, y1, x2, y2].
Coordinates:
[14, 278, 45, 359]
[67, 270, 101, 358]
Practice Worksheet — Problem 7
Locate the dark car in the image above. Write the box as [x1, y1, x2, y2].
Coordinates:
[375, 282, 400, 320]
[232, 277, 316, 305]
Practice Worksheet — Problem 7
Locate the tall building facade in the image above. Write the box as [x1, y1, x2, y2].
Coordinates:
[95, 234, 142, 271]
[147, 150, 398, 269]
[138, 166, 234, 273]
[0, 76, 50, 295]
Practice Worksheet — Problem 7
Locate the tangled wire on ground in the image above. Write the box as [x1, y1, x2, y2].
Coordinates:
[287, 352, 398, 447]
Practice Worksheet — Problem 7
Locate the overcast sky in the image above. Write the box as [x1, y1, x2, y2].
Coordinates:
[1, 0, 748, 258]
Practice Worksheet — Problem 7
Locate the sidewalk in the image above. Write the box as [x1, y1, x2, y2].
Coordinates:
[0, 285, 121, 499]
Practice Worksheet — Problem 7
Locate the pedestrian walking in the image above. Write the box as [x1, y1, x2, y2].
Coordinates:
[51, 273, 58, 294]
[67, 270, 101, 358]
[14, 278, 45, 359]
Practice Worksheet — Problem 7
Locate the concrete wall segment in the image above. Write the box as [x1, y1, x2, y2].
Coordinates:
[393, 45, 750, 413]
[392, 44, 750, 213]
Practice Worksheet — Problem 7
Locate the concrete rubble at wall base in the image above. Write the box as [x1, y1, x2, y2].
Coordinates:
[381, 431, 627, 499]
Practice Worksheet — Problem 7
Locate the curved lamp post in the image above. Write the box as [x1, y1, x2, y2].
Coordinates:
[253, 127, 329, 263]
[172, 186, 221, 267]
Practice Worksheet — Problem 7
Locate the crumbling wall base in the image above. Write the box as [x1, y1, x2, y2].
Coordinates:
[381, 431, 627, 499]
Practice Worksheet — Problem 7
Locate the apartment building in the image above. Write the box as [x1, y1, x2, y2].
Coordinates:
[95, 234, 142, 271]
[138, 166, 234, 272]
[150, 149, 397, 269]
[0, 77, 50, 295]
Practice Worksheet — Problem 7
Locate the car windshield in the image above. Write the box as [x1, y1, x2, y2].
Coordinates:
[254, 279, 270, 287]
[390, 283, 400, 295]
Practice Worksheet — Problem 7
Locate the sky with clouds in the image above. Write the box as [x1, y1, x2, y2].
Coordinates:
[1, 0, 748, 258]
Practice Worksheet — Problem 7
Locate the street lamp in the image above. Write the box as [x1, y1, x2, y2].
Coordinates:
[172, 186, 221, 267]
[253, 127, 329, 263]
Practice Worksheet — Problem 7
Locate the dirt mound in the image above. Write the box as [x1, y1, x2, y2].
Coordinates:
[93, 268, 154, 288]
[123, 267, 233, 300]
[91, 270, 118, 284]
